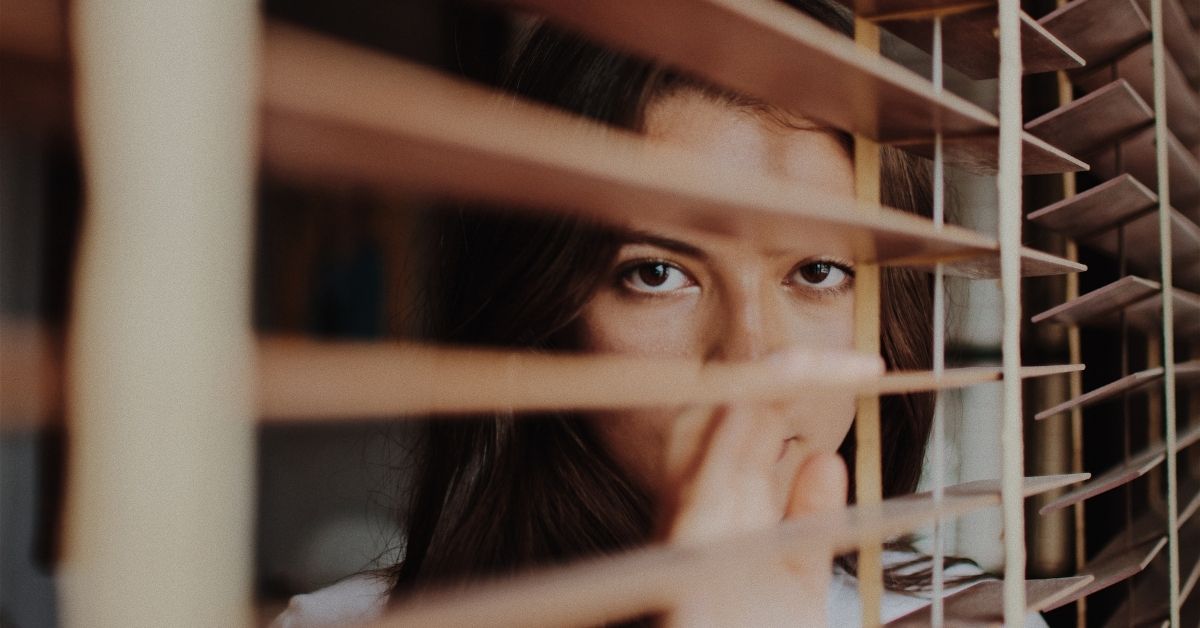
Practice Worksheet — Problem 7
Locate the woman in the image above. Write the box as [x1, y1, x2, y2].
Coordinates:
[275, 0, 1036, 625]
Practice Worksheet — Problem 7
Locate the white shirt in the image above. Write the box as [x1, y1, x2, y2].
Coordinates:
[272, 554, 1051, 627]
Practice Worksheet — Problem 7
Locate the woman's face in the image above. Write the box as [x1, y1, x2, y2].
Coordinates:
[579, 89, 858, 513]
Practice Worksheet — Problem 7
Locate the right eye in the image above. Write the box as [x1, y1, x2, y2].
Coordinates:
[619, 261, 694, 294]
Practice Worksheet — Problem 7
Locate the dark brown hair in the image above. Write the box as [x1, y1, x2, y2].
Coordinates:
[388, 0, 969, 614]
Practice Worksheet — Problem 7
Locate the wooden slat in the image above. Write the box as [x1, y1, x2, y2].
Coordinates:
[892, 129, 1088, 176]
[908, 473, 1091, 500]
[1124, 287, 1200, 337]
[0, 0, 67, 63]
[1031, 275, 1162, 326]
[1075, 42, 1200, 148]
[1035, 360, 1200, 420]
[493, 0, 1088, 175]
[261, 25, 1017, 272]
[1182, 0, 1200, 27]
[370, 476, 1079, 628]
[886, 576, 1095, 626]
[1027, 174, 1200, 290]
[1134, 0, 1200, 88]
[833, 0, 996, 19]
[1024, 79, 1153, 156]
[1088, 477, 1200, 568]
[1083, 210, 1200, 291]
[1088, 128, 1200, 219]
[877, 9, 1084, 79]
[1039, 451, 1167, 515]
[0, 0, 1090, 178]
[1042, 536, 1169, 611]
[257, 338, 1082, 420]
[1040, 422, 1200, 514]
[1028, 174, 1157, 235]
[918, 246, 1086, 279]
[1039, 0, 1150, 67]
[1032, 276, 1200, 334]
[1101, 518, 1200, 627]
[0, 323, 1079, 428]
[904, 246, 1087, 279]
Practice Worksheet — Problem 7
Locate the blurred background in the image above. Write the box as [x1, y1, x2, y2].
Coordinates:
[0, 0, 1173, 626]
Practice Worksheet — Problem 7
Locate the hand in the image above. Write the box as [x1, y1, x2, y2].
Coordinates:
[660, 405, 848, 627]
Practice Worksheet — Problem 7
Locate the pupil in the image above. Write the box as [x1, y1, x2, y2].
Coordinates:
[800, 262, 831, 283]
[639, 263, 669, 287]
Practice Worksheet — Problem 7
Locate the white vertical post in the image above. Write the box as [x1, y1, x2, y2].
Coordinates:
[996, 0, 1027, 623]
[1149, 0, 1181, 624]
[62, 2, 259, 626]
[930, 14, 946, 628]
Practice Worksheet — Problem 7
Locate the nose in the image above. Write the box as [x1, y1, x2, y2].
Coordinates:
[704, 279, 793, 362]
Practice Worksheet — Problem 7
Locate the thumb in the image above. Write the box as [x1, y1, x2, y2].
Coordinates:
[785, 452, 848, 519]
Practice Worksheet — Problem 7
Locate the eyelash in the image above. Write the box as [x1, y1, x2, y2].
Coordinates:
[785, 259, 856, 295]
[615, 259, 696, 296]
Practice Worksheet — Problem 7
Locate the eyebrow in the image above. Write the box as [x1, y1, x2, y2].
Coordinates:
[619, 230, 709, 261]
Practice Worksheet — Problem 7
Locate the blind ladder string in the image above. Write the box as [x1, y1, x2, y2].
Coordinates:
[1149, 0, 1182, 623]
[930, 12, 947, 628]
[996, 0, 1027, 621]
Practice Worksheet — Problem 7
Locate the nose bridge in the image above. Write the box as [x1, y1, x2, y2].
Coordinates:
[709, 273, 791, 362]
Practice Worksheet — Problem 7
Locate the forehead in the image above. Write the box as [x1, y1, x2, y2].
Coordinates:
[635, 90, 857, 260]
[642, 90, 854, 196]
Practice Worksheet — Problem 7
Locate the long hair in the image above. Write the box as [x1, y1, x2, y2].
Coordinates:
[389, 0, 957, 609]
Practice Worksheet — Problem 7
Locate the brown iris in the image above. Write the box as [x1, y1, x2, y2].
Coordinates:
[797, 262, 832, 284]
[638, 263, 671, 287]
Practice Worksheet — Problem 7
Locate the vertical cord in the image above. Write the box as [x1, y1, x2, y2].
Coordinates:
[1148, 0, 1181, 624]
[852, 15, 884, 623]
[1052, 35, 1086, 622]
[63, 1, 259, 626]
[996, 0, 1027, 622]
[930, 13, 946, 628]
[1118, 224, 1136, 624]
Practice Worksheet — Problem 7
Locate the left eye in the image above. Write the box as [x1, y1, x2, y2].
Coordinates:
[621, 262, 693, 294]
[790, 261, 851, 289]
